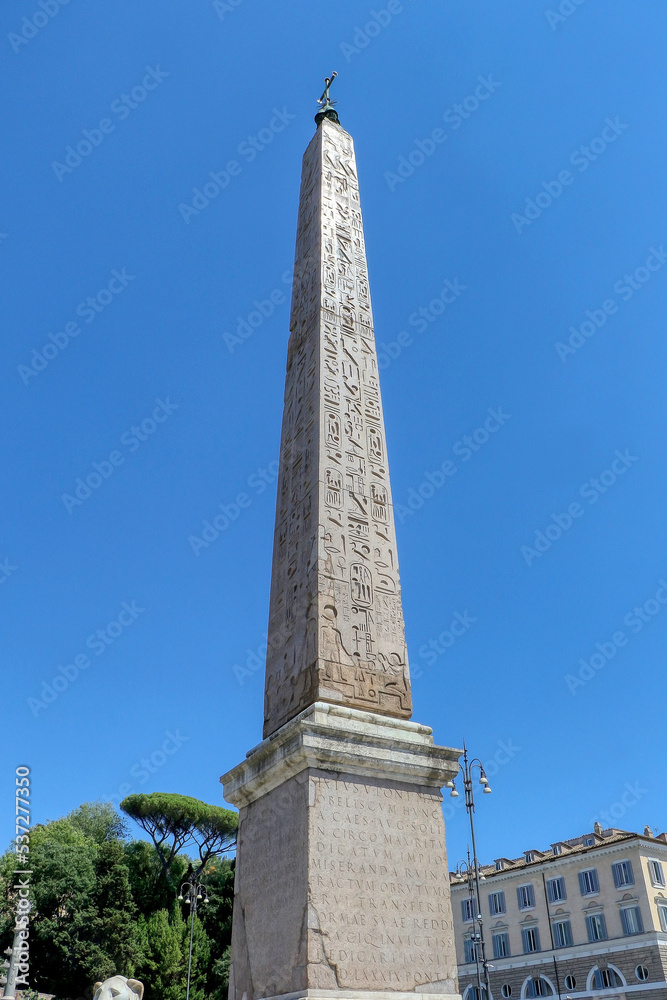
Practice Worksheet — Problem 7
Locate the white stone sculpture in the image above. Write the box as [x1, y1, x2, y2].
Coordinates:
[93, 976, 144, 1000]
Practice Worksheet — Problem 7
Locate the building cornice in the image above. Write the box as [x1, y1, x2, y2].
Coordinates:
[450, 835, 667, 888]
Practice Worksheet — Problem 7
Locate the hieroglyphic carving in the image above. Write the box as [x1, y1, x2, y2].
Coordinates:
[264, 119, 412, 738]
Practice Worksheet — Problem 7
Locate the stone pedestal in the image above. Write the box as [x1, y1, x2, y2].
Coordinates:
[221, 703, 462, 1000]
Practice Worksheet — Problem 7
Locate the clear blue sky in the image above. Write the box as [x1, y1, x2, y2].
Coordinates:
[2, 0, 666, 867]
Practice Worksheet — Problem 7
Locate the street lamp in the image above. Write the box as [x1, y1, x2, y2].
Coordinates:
[178, 879, 210, 1000]
[447, 741, 493, 1000]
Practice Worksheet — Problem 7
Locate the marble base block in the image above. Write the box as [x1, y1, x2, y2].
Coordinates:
[221, 703, 462, 1000]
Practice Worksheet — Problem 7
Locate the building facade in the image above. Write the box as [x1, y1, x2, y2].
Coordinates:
[451, 827, 667, 999]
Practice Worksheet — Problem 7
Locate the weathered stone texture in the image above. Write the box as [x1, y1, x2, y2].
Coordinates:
[308, 772, 458, 993]
[228, 767, 458, 1000]
[264, 119, 412, 739]
[229, 774, 310, 998]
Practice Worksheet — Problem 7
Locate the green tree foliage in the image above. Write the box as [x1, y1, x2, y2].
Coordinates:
[120, 793, 237, 889]
[67, 802, 129, 844]
[0, 800, 236, 1000]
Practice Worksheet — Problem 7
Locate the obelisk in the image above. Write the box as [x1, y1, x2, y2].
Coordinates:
[222, 78, 462, 1000]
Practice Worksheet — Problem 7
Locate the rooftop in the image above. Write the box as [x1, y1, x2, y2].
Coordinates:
[449, 826, 667, 883]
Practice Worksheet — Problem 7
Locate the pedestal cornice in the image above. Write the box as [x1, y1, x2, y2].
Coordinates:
[221, 701, 461, 808]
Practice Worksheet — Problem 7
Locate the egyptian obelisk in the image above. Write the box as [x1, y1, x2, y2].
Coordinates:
[221, 77, 462, 1000]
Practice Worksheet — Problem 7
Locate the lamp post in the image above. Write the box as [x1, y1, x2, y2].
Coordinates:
[447, 741, 493, 1000]
[1, 945, 14, 999]
[178, 878, 210, 1000]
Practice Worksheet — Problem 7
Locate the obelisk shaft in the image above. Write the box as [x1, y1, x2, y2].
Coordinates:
[222, 112, 462, 1000]
[264, 118, 412, 738]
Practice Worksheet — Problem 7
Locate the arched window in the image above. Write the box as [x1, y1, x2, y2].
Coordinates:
[522, 976, 554, 998]
[588, 965, 626, 990]
[463, 987, 488, 1000]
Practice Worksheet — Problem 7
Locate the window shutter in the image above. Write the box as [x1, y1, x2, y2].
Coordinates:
[625, 860, 634, 884]
[527, 884, 535, 906]
[612, 863, 621, 888]
[591, 868, 599, 892]
[620, 909, 629, 935]
[578, 871, 586, 894]
[634, 907, 644, 933]
[499, 890, 505, 913]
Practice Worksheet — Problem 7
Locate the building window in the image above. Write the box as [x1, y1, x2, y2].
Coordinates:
[525, 851, 534, 863]
[585, 913, 607, 942]
[525, 978, 552, 997]
[517, 884, 535, 909]
[583, 836, 595, 847]
[489, 891, 506, 916]
[464, 938, 479, 964]
[564, 975, 576, 990]
[648, 859, 666, 886]
[553, 919, 572, 948]
[612, 860, 634, 887]
[553, 844, 562, 856]
[492, 932, 510, 959]
[501, 986, 512, 998]
[522, 926, 540, 953]
[578, 868, 599, 895]
[658, 903, 667, 932]
[462, 898, 478, 922]
[465, 988, 487, 1000]
[593, 968, 622, 989]
[495, 860, 504, 871]
[635, 965, 649, 982]
[546, 876, 566, 902]
[620, 905, 644, 935]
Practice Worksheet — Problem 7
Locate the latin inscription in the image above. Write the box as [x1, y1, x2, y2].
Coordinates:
[308, 776, 457, 990]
